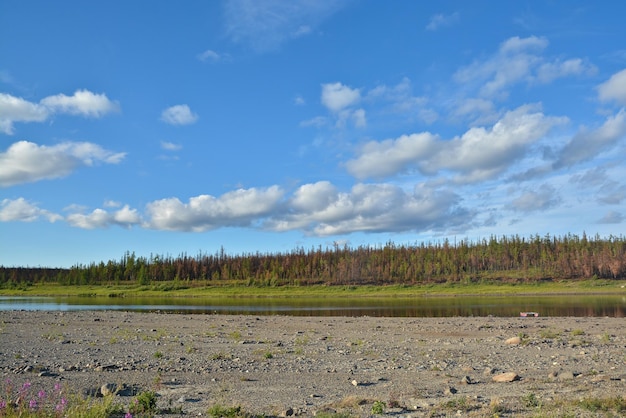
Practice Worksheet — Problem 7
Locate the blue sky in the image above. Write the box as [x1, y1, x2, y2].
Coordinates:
[1, 1, 626, 268]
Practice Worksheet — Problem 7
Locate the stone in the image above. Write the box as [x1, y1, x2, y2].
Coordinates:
[100, 383, 117, 396]
[492, 372, 519, 382]
[444, 386, 457, 395]
[351, 379, 359, 387]
[557, 371, 575, 381]
[460, 375, 473, 384]
[279, 407, 294, 417]
[505, 336, 522, 345]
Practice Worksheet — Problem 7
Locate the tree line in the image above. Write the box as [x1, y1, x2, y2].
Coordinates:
[1, 233, 625, 287]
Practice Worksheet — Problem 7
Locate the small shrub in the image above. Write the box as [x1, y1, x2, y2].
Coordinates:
[207, 404, 248, 418]
[371, 400, 385, 414]
[522, 392, 541, 408]
[539, 329, 560, 339]
[579, 396, 626, 413]
[130, 390, 158, 416]
[153, 351, 163, 359]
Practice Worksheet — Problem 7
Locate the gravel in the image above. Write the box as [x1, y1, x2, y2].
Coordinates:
[1, 310, 625, 417]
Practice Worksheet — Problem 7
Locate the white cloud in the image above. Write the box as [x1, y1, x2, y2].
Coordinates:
[425, 12, 459, 31]
[0, 140, 126, 187]
[597, 68, 626, 105]
[0, 198, 62, 222]
[145, 186, 285, 231]
[294, 95, 306, 106]
[160, 141, 182, 151]
[223, 0, 349, 52]
[265, 182, 471, 236]
[535, 58, 596, 84]
[352, 108, 366, 128]
[40, 89, 120, 117]
[346, 105, 567, 181]
[66, 205, 141, 229]
[453, 36, 594, 101]
[346, 132, 439, 179]
[0, 90, 119, 135]
[197, 49, 223, 62]
[0, 93, 49, 134]
[321, 82, 360, 112]
[300, 116, 327, 128]
[161, 104, 198, 125]
[555, 108, 626, 168]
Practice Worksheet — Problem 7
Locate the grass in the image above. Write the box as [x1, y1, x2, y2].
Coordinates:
[2, 279, 625, 299]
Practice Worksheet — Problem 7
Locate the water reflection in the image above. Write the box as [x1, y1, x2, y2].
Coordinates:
[1, 295, 625, 317]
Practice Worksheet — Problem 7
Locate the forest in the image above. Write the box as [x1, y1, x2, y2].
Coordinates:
[1, 233, 625, 287]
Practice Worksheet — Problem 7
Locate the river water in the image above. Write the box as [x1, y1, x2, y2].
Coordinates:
[1, 294, 625, 317]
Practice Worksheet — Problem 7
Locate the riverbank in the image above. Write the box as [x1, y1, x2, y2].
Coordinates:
[1, 278, 625, 298]
[1, 311, 625, 417]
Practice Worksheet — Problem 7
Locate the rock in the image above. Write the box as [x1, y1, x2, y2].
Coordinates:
[459, 377, 470, 385]
[100, 383, 117, 396]
[95, 364, 118, 372]
[351, 379, 359, 387]
[505, 336, 522, 345]
[279, 407, 294, 417]
[558, 371, 575, 381]
[444, 386, 457, 395]
[38, 370, 56, 377]
[483, 367, 495, 375]
[492, 372, 519, 382]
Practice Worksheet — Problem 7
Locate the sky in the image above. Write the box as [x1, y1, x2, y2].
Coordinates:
[1, 1, 626, 268]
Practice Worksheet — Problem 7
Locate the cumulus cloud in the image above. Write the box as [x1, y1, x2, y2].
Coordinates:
[66, 205, 141, 229]
[39, 90, 120, 117]
[0, 198, 62, 222]
[321, 82, 360, 112]
[320, 82, 365, 128]
[425, 12, 459, 31]
[145, 186, 285, 231]
[453, 36, 595, 100]
[346, 133, 439, 179]
[161, 104, 198, 125]
[597, 68, 626, 105]
[265, 182, 471, 236]
[223, 0, 349, 52]
[0, 93, 49, 134]
[0, 141, 126, 187]
[0, 90, 119, 135]
[555, 108, 626, 168]
[347, 105, 567, 181]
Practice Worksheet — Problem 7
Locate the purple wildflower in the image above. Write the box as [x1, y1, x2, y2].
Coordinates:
[38, 390, 46, 399]
[29, 399, 37, 410]
[0, 400, 7, 409]
[125, 412, 133, 418]
[55, 397, 68, 412]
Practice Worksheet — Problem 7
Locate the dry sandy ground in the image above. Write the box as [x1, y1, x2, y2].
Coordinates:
[1, 310, 625, 417]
